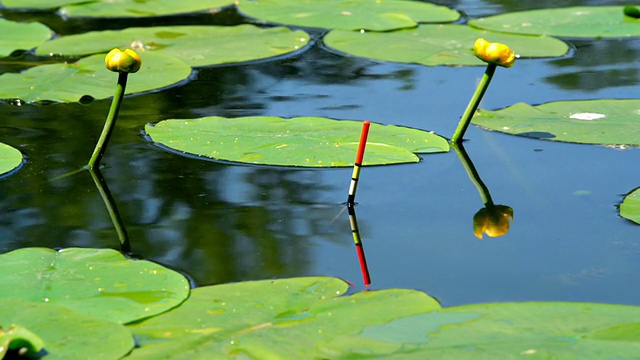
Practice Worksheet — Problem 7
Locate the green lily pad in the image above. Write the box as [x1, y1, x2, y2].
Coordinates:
[0, 18, 53, 57]
[126, 277, 442, 358]
[0, 0, 85, 10]
[60, 0, 233, 18]
[145, 116, 450, 167]
[237, 0, 460, 31]
[0, 51, 191, 103]
[620, 188, 640, 225]
[0, 298, 134, 360]
[472, 99, 640, 146]
[469, 6, 640, 38]
[0, 142, 24, 177]
[36, 25, 310, 67]
[332, 302, 640, 358]
[324, 24, 569, 67]
[0, 324, 44, 358]
[0, 247, 190, 324]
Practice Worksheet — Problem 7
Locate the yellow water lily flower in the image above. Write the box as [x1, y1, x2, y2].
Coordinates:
[473, 38, 516, 68]
[473, 204, 513, 239]
[105, 48, 142, 73]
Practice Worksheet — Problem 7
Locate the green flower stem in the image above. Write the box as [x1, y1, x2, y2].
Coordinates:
[450, 63, 497, 144]
[451, 142, 493, 206]
[88, 167, 131, 253]
[87, 72, 128, 169]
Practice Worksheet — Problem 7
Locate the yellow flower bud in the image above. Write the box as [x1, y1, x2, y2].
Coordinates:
[105, 48, 142, 73]
[473, 38, 516, 68]
[473, 205, 513, 239]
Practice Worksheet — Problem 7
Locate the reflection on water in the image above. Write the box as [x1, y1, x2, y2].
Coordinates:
[452, 143, 514, 239]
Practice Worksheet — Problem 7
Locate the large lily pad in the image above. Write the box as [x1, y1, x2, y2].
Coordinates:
[0, 51, 191, 103]
[236, 0, 460, 31]
[620, 188, 640, 225]
[346, 302, 640, 358]
[472, 99, 640, 145]
[0, 247, 190, 324]
[324, 25, 569, 67]
[36, 25, 310, 67]
[0, 18, 53, 57]
[0, 142, 24, 177]
[60, 0, 233, 18]
[469, 6, 640, 38]
[145, 116, 450, 167]
[0, 297, 134, 360]
[126, 277, 442, 358]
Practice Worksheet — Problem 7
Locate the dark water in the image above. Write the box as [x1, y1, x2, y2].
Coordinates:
[1, 0, 640, 307]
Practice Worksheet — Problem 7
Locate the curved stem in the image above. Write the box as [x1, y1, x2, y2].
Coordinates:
[451, 142, 493, 206]
[88, 72, 128, 169]
[450, 63, 497, 144]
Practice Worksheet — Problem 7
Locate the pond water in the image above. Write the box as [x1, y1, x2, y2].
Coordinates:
[1, 0, 640, 308]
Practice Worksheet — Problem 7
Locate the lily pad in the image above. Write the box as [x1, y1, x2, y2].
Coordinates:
[60, 0, 233, 18]
[472, 99, 640, 145]
[620, 188, 640, 225]
[469, 6, 640, 38]
[126, 277, 442, 358]
[0, 51, 191, 103]
[0, 0, 85, 10]
[0, 324, 44, 358]
[0, 18, 53, 57]
[237, 0, 460, 31]
[0, 297, 134, 360]
[36, 25, 310, 67]
[340, 302, 640, 358]
[0, 142, 24, 177]
[145, 116, 450, 167]
[324, 25, 569, 67]
[0, 247, 190, 324]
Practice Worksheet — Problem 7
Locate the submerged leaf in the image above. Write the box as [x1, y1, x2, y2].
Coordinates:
[145, 116, 449, 167]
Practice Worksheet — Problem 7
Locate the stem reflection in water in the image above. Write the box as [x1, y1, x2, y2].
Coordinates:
[88, 168, 131, 253]
[451, 142, 514, 239]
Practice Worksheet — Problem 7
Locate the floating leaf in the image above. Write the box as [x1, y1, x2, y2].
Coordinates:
[236, 0, 460, 31]
[0, 142, 24, 177]
[469, 6, 640, 38]
[60, 0, 233, 18]
[620, 188, 640, 225]
[36, 25, 310, 67]
[0, 51, 191, 103]
[0, 248, 190, 324]
[0, 0, 85, 10]
[472, 99, 640, 145]
[127, 277, 442, 358]
[145, 116, 449, 167]
[392, 302, 640, 358]
[0, 298, 134, 360]
[0, 324, 44, 358]
[0, 18, 53, 57]
[324, 25, 569, 66]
